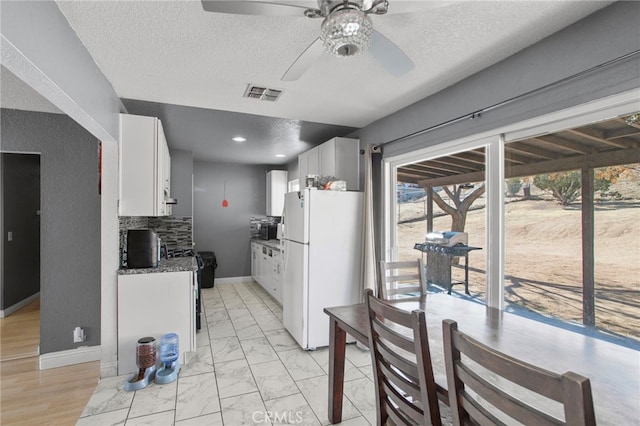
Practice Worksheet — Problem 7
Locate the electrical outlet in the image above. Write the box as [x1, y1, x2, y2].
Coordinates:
[73, 326, 86, 343]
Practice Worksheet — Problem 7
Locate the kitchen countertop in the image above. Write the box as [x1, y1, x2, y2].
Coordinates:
[251, 238, 282, 251]
[118, 256, 198, 275]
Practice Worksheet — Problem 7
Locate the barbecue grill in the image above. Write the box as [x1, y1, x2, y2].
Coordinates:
[414, 231, 481, 294]
[424, 231, 468, 247]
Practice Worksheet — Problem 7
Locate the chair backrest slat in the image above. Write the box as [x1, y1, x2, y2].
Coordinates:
[374, 338, 419, 381]
[378, 258, 426, 301]
[371, 316, 414, 353]
[459, 393, 508, 426]
[382, 260, 422, 269]
[452, 329, 564, 401]
[381, 380, 425, 424]
[378, 360, 421, 401]
[365, 289, 441, 426]
[443, 319, 596, 426]
[455, 361, 563, 425]
[385, 273, 421, 283]
[386, 285, 422, 296]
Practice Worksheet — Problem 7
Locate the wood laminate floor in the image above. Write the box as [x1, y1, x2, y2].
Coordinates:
[0, 298, 100, 425]
[0, 298, 40, 361]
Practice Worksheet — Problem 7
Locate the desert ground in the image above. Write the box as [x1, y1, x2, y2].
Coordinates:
[396, 181, 640, 340]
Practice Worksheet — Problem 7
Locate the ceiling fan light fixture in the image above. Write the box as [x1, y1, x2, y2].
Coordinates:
[320, 8, 373, 57]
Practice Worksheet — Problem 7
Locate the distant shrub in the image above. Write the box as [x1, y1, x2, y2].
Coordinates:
[533, 166, 625, 206]
[506, 178, 522, 197]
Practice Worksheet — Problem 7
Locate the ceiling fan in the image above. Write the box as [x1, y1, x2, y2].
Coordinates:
[201, 0, 446, 81]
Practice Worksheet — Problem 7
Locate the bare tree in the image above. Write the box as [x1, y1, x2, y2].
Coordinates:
[431, 183, 485, 232]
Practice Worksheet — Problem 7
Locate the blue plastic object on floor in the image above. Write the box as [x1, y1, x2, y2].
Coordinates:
[155, 333, 180, 384]
[124, 365, 156, 391]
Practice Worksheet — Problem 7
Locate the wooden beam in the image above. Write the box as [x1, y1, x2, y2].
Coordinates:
[568, 128, 629, 148]
[606, 129, 640, 140]
[604, 127, 640, 140]
[532, 135, 594, 155]
[418, 171, 485, 187]
[416, 160, 478, 174]
[418, 147, 640, 187]
[510, 147, 640, 175]
[505, 142, 559, 160]
[398, 171, 440, 183]
[450, 150, 485, 165]
[429, 156, 482, 171]
[503, 151, 529, 165]
[400, 165, 449, 178]
[582, 167, 595, 326]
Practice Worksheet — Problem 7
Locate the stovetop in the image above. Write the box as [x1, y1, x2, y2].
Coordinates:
[165, 247, 195, 258]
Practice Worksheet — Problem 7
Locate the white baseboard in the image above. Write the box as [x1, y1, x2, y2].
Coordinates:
[0, 292, 39, 318]
[214, 276, 253, 285]
[39, 345, 101, 370]
[100, 360, 118, 378]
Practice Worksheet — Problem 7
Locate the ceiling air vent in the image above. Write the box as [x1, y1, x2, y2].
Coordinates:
[243, 85, 282, 102]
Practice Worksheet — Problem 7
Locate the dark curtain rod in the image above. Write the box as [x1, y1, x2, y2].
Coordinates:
[385, 50, 640, 148]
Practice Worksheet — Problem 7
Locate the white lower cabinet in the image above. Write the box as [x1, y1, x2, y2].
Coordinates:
[260, 246, 270, 290]
[251, 242, 283, 304]
[251, 242, 260, 280]
[117, 271, 196, 375]
[272, 249, 282, 303]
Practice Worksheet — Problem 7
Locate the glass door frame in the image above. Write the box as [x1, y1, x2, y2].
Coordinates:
[382, 88, 640, 310]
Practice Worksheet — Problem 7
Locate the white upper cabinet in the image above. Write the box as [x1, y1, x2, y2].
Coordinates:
[266, 170, 288, 216]
[119, 114, 172, 216]
[298, 146, 320, 185]
[162, 129, 172, 216]
[298, 137, 360, 190]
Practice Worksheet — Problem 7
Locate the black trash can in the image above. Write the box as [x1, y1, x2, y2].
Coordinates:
[199, 251, 217, 288]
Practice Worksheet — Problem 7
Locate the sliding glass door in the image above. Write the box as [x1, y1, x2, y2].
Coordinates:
[385, 140, 493, 302]
[503, 112, 640, 340]
[383, 90, 639, 339]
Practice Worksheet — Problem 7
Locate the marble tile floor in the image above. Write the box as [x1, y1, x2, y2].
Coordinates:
[77, 281, 380, 425]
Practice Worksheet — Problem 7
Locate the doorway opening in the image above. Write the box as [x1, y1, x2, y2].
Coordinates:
[1, 152, 41, 360]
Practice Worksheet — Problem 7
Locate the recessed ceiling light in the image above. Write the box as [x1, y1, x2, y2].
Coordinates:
[275, 154, 286, 158]
[232, 136, 246, 143]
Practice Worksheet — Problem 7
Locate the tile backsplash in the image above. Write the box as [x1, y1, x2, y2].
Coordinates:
[119, 216, 193, 266]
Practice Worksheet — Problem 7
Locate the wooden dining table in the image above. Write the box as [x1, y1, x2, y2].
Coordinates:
[324, 293, 640, 425]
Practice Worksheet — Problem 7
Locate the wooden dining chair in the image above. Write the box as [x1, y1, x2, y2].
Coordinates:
[365, 289, 442, 426]
[442, 319, 596, 426]
[378, 258, 426, 301]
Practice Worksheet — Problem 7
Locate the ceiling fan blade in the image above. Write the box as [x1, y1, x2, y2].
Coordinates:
[379, 1, 454, 14]
[369, 30, 415, 77]
[201, 0, 310, 16]
[281, 37, 325, 81]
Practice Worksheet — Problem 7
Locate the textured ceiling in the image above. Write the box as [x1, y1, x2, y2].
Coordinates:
[2, 1, 613, 166]
[55, 0, 611, 129]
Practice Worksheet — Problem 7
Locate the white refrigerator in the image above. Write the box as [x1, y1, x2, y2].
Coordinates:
[282, 188, 363, 349]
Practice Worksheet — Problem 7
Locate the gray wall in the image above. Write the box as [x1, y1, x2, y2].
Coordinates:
[361, 2, 640, 155]
[193, 161, 272, 278]
[286, 158, 299, 183]
[2, 0, 124, 374]
[170, 149, 194, 217]
[1, 109, 101, 353]
[2, 153, 40, 309]
[358, 1, 639, 265]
